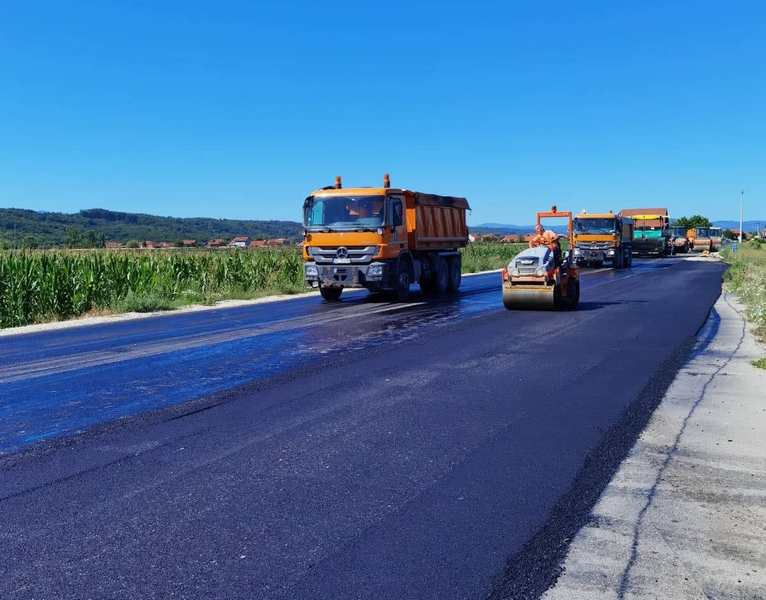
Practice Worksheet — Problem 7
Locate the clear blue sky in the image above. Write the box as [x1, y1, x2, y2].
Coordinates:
[1, 1, 764, 225]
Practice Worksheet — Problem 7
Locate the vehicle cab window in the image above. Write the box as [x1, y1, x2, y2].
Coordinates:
[392, 201, 403, 227]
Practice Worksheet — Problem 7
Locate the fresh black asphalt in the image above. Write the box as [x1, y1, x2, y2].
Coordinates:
[0, 258, 726, 599]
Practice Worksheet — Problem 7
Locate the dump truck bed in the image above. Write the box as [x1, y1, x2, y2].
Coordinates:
[406, 191, 470, 251]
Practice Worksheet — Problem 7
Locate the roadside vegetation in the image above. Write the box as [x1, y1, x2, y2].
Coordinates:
[722, 240, 766, 367]
[0, 241, 535, 329]
[0, 248, 304, 328]
[460, 242, 526, 273]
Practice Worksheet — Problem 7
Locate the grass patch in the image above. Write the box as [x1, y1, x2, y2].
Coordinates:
[0, 248, 305, 328]
[722, 243, 766, 342]
[752, 357, 766, 369]
[461, 242, 526, 273]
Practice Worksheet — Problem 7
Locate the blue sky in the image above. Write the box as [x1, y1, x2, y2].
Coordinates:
[1, 1, 764, 224]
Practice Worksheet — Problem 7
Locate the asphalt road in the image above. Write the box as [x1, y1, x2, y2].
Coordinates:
[0, 258, 726, 600]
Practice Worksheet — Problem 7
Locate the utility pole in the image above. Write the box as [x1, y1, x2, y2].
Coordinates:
[739, 189, 744, 243]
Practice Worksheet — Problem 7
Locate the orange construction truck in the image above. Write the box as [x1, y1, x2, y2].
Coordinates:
[302, 175, 470, 301]
[687, 227, 712, 252]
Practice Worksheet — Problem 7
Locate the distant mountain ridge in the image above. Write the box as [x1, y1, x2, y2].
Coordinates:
[0, 208, 303, 247]
[711, 220, 764, 231]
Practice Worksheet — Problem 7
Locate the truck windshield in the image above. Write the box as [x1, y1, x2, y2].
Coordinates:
[574, 218, 615, 234]
[696, 228, 710, 237]
[670, 227, 687, 236]
[304, 195, 385, 231]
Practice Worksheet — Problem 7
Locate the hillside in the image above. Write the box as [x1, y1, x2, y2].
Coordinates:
[0, 208, 303, 248]
[712, 220, 764, 232]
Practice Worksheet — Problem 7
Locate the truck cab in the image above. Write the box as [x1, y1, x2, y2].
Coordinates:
[670, 226, 690, 253]
[688, 227, 712, 252]
[709, 227, 723, 251]
[619, 209, 671, 257]
[302, 175, 469, 301]
[572, 212, 633, 268]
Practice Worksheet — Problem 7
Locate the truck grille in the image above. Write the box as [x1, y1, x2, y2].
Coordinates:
[308, 246, 378, 264]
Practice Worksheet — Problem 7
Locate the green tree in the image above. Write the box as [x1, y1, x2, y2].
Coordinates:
[21, 235, 39, 249]
[65, 227, 84, 248]
[674, 215, 711, 229]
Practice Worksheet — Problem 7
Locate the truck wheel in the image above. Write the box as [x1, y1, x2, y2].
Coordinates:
[614, 252, 623, 269]
[434, 256, 449, 294]
[395, 266, 411, 301]
[447, 256, 462, 291]
[419, 272, 435, 296]
[320, 286, 342, 302]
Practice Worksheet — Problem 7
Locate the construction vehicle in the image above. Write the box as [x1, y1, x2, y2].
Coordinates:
[572, 211, 633, 268]
[302, 175, 469, 301]
[709, 227, 723, 251]
[502, 207, 580, 310]
[619, 208, 671, 256]
[688, 227, 712, 253]
[669, 226, 690, 253]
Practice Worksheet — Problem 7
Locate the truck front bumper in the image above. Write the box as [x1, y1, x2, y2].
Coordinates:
[304, 262, 388, 289]
[632, 241, 665, 255]
[574, 248, 616, 264]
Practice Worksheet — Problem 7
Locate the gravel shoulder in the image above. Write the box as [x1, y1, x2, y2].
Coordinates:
[542, 292, 766, 599]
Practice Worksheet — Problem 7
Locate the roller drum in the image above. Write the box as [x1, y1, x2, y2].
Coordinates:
[502, 285, 558, 310]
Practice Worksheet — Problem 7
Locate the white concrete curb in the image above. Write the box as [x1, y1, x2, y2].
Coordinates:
[543, 293, 766, 599]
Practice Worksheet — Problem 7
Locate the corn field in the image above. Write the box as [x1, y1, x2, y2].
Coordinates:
[460, 242, 527, 273]
[0, 249, 304, 328]
[1, 242, 535, 328]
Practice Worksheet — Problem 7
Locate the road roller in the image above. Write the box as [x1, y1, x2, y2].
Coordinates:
[501, 207, 580, 310]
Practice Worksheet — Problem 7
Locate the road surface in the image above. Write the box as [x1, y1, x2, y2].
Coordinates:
[0, 258, 725, 599]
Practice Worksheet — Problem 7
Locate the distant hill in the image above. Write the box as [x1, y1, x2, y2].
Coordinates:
[0, 208, 303, 248]
[712, 220, 765, 232]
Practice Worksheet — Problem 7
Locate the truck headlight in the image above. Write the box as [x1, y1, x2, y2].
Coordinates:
[607, 249, 615, 256]
[367, 263, 384, 277]
[573, 248, 582, 256]
[535, 266, 546, 276]
[305, 263, 318, 278]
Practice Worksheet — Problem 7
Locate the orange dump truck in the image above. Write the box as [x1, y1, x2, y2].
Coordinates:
[302, 175, 470, 301]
